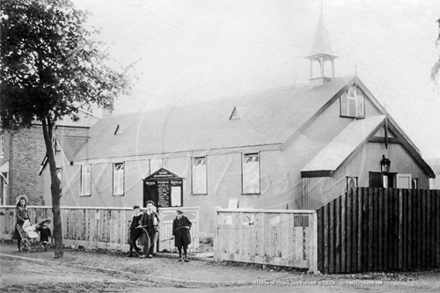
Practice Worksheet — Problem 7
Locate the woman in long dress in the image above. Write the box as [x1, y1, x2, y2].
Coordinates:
[12, 195, 30, 251]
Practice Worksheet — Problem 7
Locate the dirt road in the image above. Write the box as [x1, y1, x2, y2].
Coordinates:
[1, 242, 440, 292]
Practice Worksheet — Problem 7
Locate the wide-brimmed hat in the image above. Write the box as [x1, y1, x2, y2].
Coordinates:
[37, 218, 52, 226]
[145, 200, 155, 205]
[176, 209, 183, 214]
[16, 195, 29, 205]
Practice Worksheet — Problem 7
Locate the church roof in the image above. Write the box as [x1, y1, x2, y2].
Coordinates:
[301, 115, 386, 176]
[73, 76, 354, 162]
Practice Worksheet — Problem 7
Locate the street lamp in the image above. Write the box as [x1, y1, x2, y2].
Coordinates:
[380, 155, 391, 173]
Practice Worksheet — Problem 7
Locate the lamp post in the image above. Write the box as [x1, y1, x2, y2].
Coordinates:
[380, 155, 391, 173]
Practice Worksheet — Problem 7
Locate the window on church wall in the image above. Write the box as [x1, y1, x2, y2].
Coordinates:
[80, 164, 91, 196]
[0, 134, 4, 157]
[0, 172, 7, 206]
[113, 162, 124, 195]
[242, 153, 260, 194]
[192, 156, 207, 194]
[340, 86, 365, 118]
[412, 178, 418, 189]
[346, 176, 358, 192]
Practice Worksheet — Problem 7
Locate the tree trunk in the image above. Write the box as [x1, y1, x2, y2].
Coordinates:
[42, 118, 64, 258]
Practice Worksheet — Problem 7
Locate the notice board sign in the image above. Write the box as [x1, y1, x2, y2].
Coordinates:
[143, 168, 183, 208]
[157, 180, 170, 207]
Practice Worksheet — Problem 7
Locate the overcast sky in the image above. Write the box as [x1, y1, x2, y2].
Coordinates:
[75, 0, 440, 159]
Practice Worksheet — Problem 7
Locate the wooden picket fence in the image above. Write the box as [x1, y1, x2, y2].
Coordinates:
[214, 208, 318, 272]
[0, 206, 199, 252]
[317, 188, 440, 274]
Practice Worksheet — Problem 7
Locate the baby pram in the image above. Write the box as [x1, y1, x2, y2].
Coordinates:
[17, 220, 45, 252]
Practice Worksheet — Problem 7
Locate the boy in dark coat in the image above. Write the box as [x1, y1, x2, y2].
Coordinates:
[127, 205, 143, 257]
[172, 210, 192, 262]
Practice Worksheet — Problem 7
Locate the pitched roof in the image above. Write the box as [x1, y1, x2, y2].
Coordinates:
[0, 160, 9, 173]
[144, 167, 183, 180]
[427, 159, 440, 174]
[55, 109, 101, 128]
[308, 11, 335, 58]
[301, 115, 386, 176]
[57, 136, 88, 161]
[73, 76, 352, 162]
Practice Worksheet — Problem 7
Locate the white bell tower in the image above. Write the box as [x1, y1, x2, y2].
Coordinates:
[306, 10, 337, 87]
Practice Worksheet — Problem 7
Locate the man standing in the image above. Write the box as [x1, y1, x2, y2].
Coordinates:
[172, 210, 192, 262]
[127, 205, 143, 257]
[139, 200, 160, 258]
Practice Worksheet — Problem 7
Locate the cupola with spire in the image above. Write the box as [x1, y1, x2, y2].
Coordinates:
[306, 8, 337, 87]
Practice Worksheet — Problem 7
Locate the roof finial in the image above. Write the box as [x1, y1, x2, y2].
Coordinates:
[354, 60, 357, 83]
[354, 61, 357, 75]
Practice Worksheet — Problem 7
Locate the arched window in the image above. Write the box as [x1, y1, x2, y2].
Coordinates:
[340, 86, 365, 118]
[346, 176, 358, 191]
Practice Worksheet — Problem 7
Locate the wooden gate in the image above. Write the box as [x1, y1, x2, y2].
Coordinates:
[157, 207, 199, 252]
[214, 208, 318, 272]
[317, 188, 440, 273]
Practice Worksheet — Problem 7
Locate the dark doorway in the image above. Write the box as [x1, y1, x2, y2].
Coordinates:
[369, 172, 396, 188]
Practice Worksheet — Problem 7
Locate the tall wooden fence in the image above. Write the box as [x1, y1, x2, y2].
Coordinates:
[317, 188, 440, 274]
[0, 206, 199, 252]
[214, 208, 318, 272]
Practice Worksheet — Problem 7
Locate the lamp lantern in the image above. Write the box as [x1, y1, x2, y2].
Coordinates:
[380, 155, 391, 173]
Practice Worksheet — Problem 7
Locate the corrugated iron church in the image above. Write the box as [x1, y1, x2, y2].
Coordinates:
[42, 12, 435, 235]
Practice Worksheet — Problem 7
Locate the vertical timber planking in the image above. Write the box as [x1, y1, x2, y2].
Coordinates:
[317, 207, 323, 272]
[324, 203, 329, 274]
[351, 188, 358, 272]
[341, 192, 346, 273]
[373, 188, 379, 271]
[383, 188, 389, 271]
[329, 200, 335, 274]
[335, 197, 341, 273]
[368, 188, 374, 271]
[378, 188, 384, 271]
[398, 189, 403, 270]
[407, 189, 412, 270]
[357, 187, 363, 272]
[362, 188, 372, 272]
[346, 190, 352, 273]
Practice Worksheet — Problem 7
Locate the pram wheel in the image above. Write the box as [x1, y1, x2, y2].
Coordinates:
[21, 240, 31, 252]
[23, 243, 31, 252]
[37, 242, 45, 252]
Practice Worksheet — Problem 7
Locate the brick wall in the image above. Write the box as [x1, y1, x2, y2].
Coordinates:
[9, 125, 46, 205]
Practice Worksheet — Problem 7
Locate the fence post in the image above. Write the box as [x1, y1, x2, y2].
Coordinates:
[214, 208, 219, 262]
[309, 211, 319, 273]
